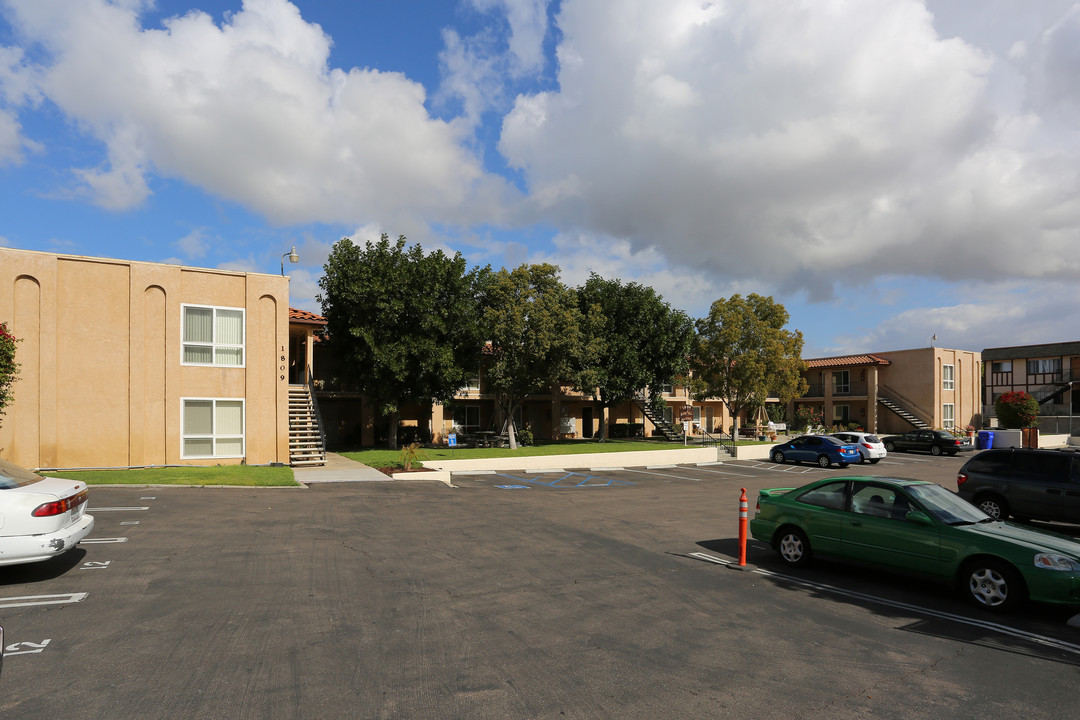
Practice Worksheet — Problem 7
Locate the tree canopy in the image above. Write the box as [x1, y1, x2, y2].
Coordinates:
[690, 294, 808, 434]
[478, 263, 585, 449]
[0, 321, 19, 426]
[317, 234, 485, 448]
[576, 274, 693, 440]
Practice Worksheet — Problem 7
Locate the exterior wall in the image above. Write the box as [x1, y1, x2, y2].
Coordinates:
[795, 347, 981, 435]
[982, 341, 1079, 418]
[0, 247, 290, 469]
[876, 347, 981, 432]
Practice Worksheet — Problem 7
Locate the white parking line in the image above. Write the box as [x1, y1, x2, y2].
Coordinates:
[81, 537, 128, 544]
[88, 506, 150, 511]
[620, 467, 709, 481]
[688, 552, 1080, 655]
[0, 593, 88, 609]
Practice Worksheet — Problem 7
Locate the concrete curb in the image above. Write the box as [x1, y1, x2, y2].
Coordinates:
[391, 469, 454, 486]
[422, 446, 720, 473]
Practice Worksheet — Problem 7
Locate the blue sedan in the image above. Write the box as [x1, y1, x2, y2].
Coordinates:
[770, 435, 860, 468]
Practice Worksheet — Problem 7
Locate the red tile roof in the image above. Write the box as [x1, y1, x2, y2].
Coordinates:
[289, 307, 327, 325]
[805, 354, 890, 368]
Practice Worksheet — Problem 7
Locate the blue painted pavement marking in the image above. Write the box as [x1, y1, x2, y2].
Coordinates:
[493, 471, 636, 488]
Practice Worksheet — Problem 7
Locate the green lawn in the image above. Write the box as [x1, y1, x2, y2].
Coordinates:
[42, 465, 299, 486]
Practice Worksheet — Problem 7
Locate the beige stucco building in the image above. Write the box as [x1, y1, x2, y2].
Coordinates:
[793, 347, 983, 434]
[0, 246, 293, 469]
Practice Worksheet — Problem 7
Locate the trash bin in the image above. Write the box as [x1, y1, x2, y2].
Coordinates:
[977, 430, 995, 450]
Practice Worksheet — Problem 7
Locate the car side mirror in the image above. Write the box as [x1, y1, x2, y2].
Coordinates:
[905, 510, 933, 526]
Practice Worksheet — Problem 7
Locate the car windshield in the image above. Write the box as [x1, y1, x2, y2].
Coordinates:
[906, 483, 990, 525]
[0, 458, 45, 489]
[864, 435, 880, 443]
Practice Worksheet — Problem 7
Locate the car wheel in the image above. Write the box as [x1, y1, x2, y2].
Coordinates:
[771, 450, 785, 464]
[885, 441, 896, 452]
[775, 527, 811, 567]
[869, 458, 881, 464]
[974, 494, 1009, 520]
[961, 558, 1025, 612]
[858, 453, 867, 464]
[930, 445, 942, 456]
[816, 454, 831, 468]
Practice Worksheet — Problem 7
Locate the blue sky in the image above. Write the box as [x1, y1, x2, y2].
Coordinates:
[2, 0, 1079, 357]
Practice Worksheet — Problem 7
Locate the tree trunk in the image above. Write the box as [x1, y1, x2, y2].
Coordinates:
[387, 409, 399, 450]
[597, 403, 608, 442]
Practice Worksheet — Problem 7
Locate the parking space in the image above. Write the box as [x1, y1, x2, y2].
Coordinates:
[2, 459, 1079, 718]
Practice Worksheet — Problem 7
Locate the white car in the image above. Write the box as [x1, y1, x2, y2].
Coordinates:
[830, 432, 887, 464]
[0, 458, 94, 566]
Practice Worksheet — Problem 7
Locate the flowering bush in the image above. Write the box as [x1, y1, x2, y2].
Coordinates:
[0, 322, 20, 425]
[993, 391, 1039, 428]
[794, 405, 822, 430]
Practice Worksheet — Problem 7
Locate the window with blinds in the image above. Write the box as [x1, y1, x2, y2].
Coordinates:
[182, 305, 245, 366]
[182, 398, 245, 458]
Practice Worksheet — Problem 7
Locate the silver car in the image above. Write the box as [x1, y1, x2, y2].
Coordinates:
[830, 432, 887, 464]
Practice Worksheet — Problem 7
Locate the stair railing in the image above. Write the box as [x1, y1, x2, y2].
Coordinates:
[878, 385, 933, 428]
[306, 368, 328, 457]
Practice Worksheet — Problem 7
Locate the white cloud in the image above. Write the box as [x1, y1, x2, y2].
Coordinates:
[2, 0, 515, 223]
[499, 0, 1080, 299]
[175, 227, 210, 258]
[819, 278, 1080, 356]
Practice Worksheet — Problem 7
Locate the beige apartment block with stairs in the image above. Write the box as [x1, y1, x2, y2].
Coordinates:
[0, 246, 326, 470]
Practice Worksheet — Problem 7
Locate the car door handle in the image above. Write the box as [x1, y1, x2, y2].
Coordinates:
[849, 520, 862, 527]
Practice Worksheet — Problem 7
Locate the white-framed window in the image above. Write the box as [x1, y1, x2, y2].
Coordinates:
[942, 403, 955, 429]
[182, 305, 245, 366]
[663, 406, 673, 424]
[832, 370, 850, 394]
[661, 383, 674, 395]
[833, 404, 850, 424]
[182, 398, 245, 458]
[991, 360, 1012, 373]
[942, 364, 954, 390]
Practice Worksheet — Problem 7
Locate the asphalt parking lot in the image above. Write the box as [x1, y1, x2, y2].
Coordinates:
[3, 451, 1080, 719]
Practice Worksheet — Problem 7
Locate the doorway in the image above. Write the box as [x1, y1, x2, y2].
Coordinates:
[582, 407, 594, 439]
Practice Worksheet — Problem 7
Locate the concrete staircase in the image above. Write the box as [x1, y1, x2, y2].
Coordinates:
[632, 392, 683, 441]
[878, 392, 930, 430]
[289, 384, 327, 466]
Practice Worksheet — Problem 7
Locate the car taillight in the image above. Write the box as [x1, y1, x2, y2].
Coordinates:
[32, 490, 88, 517]
[861, 443, 872, 449]
[953, 439, 961, 446]
[957, 472, 967, 487]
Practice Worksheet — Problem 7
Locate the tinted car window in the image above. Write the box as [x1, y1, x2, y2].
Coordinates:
[1013, 452, 1070, 478]
[0, 458, 45, 489]
[798, 481, 848, 510]
[965, 451, 1011, 474]
[863, 435, 879, 443]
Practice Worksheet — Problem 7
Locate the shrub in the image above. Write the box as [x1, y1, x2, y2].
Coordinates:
[794, 405, 822, 430]
[0, 322, 19, 426]
[517, 428, 533, 446]
[994, 391, 1039, 428]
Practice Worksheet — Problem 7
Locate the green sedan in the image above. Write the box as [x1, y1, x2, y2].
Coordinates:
[749, 476, 1080, 612]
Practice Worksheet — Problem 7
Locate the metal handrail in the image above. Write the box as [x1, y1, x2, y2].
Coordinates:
[878, 384, 933, 425]
[306, 368, 328, 454]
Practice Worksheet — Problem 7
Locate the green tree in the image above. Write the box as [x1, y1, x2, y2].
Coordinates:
[478, 264, 584, 449]
[994, 391, 1040, 428]
[576, 274, 693, 441]
[0, 322, 20, 426]
[690, 294, 808, 436]
[317, 235, 485, 449]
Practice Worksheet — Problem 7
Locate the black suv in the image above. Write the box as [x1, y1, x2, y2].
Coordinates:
[956, 448, 1080, 523]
